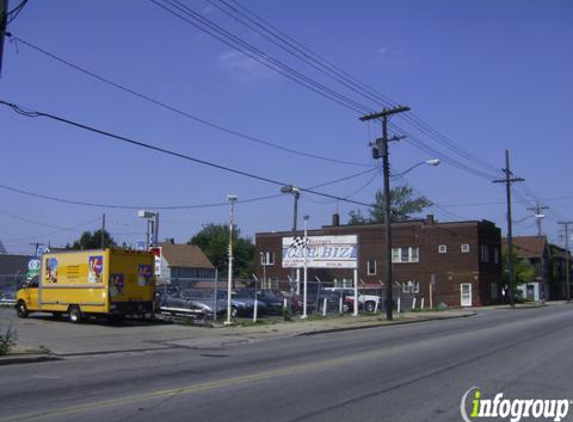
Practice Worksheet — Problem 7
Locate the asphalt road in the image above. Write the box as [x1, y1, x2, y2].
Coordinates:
[1, 305, 572, 422]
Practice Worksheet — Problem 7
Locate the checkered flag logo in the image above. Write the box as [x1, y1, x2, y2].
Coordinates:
[289, 236, 308, 249]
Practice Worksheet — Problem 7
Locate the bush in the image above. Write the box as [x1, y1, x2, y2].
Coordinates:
[282, 306, 292, 321]
[0, 322, 17, 355]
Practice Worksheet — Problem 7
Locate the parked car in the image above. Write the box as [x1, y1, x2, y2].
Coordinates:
[289, 288, 341, 314]
[324, 287, 382, 313]
[158, 288, 226, 318]
[255, 290, 285, 315]
[231, 289, 267, 316]
[0, 287, 16, 304]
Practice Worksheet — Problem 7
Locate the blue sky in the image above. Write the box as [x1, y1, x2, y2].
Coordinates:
[1, 0, 572, 254]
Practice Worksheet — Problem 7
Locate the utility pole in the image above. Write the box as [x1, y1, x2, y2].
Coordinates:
[100, 213, 106, 250]
[558, 221, 572, 302]
[225, 195, 238, 325]
[360, 105, 410, 321]
[527, 202, 549, 236]
[493, 150, 524, 309]
[0, 0, 8, 76]
[528, 202, 549, 302]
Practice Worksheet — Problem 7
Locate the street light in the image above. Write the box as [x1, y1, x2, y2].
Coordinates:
[301, 215, 310, 319]
[281, 185, 301, 294]
[391, 159, 440, 179]
[138, 210, 159, 248]
[225, 194, 238, 325]
[280, 185, 301, 231]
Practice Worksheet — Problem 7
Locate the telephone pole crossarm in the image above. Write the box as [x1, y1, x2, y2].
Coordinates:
[359, 106, 411, 122]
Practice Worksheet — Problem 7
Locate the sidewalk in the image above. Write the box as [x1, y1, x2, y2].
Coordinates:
[478, 300, 569, 311]
[0, 308, 475, 365]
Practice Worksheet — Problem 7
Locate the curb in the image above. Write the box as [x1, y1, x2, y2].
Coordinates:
[0, 354, 60, 366]
[298, 312, 477, 336]
[0, 312, 476, 365]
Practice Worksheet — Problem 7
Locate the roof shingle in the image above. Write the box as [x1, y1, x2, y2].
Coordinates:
[158, 242, 214, 269]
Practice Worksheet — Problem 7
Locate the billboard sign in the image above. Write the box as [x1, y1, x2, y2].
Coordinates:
[282, 235, 358, 269]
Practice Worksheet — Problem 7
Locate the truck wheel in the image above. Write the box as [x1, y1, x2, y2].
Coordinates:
[365, 301, 376, 313]
[68, 306, 83, 323]
[16, 301, 29, 318]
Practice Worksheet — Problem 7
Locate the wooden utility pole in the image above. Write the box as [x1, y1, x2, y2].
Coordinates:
[0, 0, 7, 76]
[558, 221, 572, 302]
[527, 202, 549, 236]
[360, 105, 410, 321]
[100, 213, 106, 250]
[493, 150, 524, 308]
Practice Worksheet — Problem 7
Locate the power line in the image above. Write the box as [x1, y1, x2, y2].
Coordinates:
[0, 167, 377, 210]
[304, 168, 381, 205]
[210, 0, 501, 176]
[3, 217, 101, 242]
[0, 99, 384, 210]
[7, 34, 370, 168]
[148, 0, 373, 114]
[10, 11, 500, 181]
[6, 0, 29, 24]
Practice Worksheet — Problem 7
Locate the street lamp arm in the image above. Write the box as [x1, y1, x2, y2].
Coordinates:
[391, 159, 440, 179]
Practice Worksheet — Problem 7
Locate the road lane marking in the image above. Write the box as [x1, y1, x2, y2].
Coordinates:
[4, 310, 572, 422]
[1, 348, 386, 422]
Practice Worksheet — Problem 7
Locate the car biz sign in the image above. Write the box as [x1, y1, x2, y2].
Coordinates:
[282, 235, 358, 269]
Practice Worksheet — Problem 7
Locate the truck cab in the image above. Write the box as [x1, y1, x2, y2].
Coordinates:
[15, 276, 39, 318]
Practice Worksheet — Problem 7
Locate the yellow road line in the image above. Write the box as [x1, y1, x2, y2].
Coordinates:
[1, 347, 386, 422]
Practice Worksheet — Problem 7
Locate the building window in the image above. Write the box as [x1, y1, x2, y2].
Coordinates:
[402, 280, 420, 293]
[260, 252, 275, 266]
[480, 245, 489, 263]
[461, 244, 470, 253]
[493, 247, 499, 264]
[392, 247, 420, 263]
[367, 259, 377, 275]
[438, 244, 448, 254]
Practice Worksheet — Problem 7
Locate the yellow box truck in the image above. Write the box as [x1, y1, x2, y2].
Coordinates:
[15, 249, 155, 323]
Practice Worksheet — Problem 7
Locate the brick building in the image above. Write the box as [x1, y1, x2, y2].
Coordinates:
[255, 215, 502, 307]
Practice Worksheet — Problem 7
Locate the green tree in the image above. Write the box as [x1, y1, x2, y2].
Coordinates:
[67, 230, 117, 250]
[501, 245, 536, 288]
[188, 223, 254, 279]
[348, 185, 433, 224]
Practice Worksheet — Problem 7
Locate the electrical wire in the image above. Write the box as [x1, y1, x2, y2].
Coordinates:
[0, 167, 377, 210]
[211, 0, 502, 176]
[6, 0, 30, 24]
[3, 217, 101, 242]
[153, 0, 506, 181]
[148, 0, 373, 114]
[304, 167, 381, 205]
[0, 99, 382, 210]
[7, 34, 370, 168]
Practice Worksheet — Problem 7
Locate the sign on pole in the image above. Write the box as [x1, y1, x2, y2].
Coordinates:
[149, 246, 162, 278]
[282, 235, 358, 269]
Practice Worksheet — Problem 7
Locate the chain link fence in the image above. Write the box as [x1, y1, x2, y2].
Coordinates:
[0, 274, 27, 305]
[154, 277, 422, 321]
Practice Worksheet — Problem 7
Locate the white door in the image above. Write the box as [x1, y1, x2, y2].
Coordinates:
[460, 283, 472, 307]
